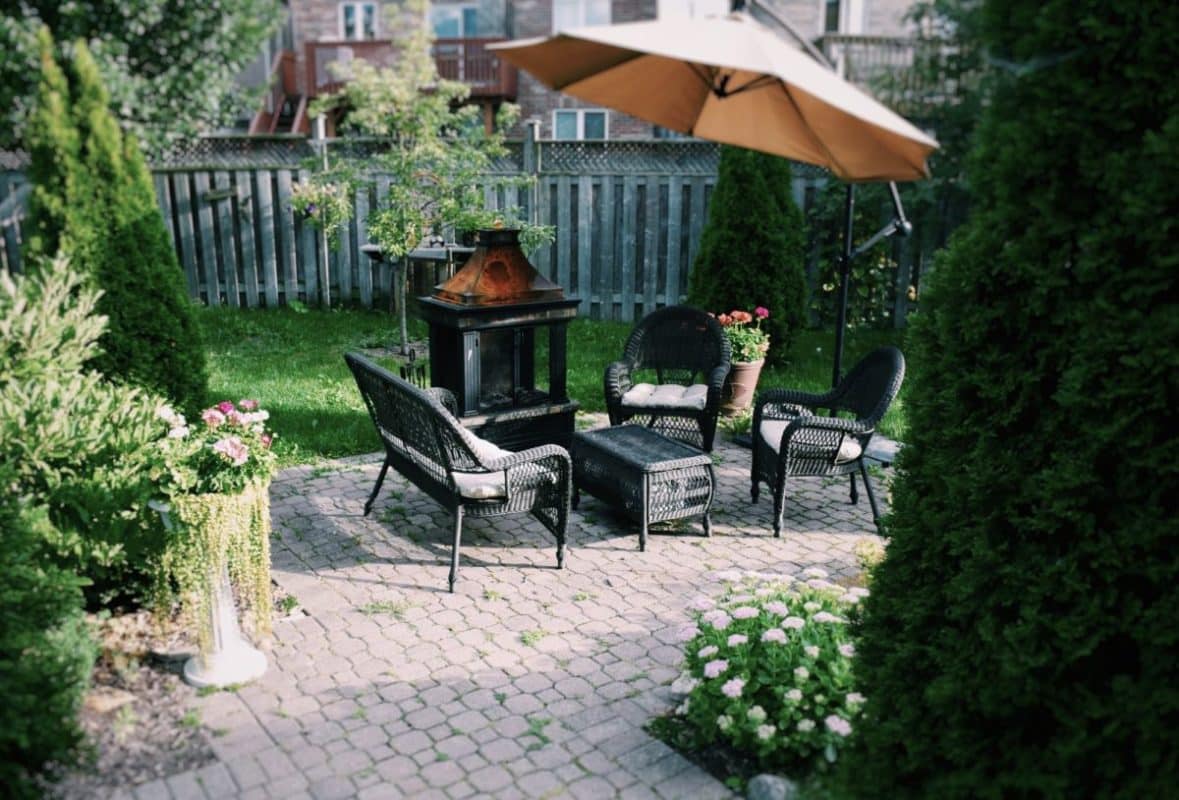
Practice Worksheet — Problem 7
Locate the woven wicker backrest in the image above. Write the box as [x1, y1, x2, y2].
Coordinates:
[837, 346, 906, 424]
[623, 305, 730, 383]
[345, 352, 480, 477]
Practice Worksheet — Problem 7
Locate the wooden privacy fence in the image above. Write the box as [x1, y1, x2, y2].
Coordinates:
[0, 139, 948, 325]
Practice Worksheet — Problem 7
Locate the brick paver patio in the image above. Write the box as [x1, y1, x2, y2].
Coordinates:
[126, 418, 885, 800]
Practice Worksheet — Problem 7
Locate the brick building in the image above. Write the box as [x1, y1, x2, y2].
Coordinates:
[247, 0, 916, 139]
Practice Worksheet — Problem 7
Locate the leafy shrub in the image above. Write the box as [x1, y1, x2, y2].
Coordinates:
[669, 569, 868, 775]
[0, 481, 96, 799]
[23, 30, 207, 413]
[0, 257, 162, 598]
[846, 1, 1179, 797]
[688, 146, 808, 361]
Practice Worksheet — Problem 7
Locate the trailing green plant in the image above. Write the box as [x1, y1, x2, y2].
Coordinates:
[688, 146, 807, 362]
[667, 569, 868, 777]
[309, 0, 553, 259]
[149, 399, 278, 652]
[291, 178, 354, 249]
[22, 31, 208, 413]
[0, 483, 97, 799]
[845, 1, 1179, 798]
[0, 255, 164, 598]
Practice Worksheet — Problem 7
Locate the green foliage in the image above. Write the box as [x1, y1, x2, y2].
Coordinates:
[671, 571, 865, 777]
[806, 182, 901, 330]
[23, 34, 208, 413]
[0, 490, 96, 798]
[846, 2, 1179, 797]
[310, 0, 552, 259]
[1, 1, 281, 154]
[688, 146, 807, 362]
[0, 257, 163, 596]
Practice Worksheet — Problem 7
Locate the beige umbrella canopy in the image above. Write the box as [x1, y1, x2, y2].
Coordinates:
[491, 12, 938, 383]
[490, 13, 938, 182]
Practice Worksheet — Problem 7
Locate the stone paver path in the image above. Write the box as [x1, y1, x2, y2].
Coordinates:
[128, 420, 885, 800]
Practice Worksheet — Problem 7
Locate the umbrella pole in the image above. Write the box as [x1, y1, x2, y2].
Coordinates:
[832, 183, 855, 388]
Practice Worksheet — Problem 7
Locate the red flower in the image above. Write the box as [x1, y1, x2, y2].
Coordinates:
[755, 306, 769, 319]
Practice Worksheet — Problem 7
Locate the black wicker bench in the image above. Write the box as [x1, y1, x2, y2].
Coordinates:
[346, 352, 572, 591]
[571, 425, 715, 551]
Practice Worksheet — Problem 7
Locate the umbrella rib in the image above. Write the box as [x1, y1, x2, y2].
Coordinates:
[775, 79, 849, 178]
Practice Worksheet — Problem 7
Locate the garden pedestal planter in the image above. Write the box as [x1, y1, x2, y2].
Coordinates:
[165, 481, 273, 689]
[723, 359, 764, 415]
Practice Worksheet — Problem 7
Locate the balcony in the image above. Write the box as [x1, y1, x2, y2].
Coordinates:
[305, 37, 518, 99]
[815, 34, 967, 115]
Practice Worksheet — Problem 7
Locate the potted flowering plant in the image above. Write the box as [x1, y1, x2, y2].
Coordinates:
[152, 400, 278, 688]
[667, 569, 867, 777]
[715, 307, 771, 414]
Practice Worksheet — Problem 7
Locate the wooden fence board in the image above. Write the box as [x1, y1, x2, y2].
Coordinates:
[620, 175, 638, 321]
[295, 169, 318, 307]
[666, 174, 684, 306]
[254, 172, 280, 307]
[213, 171, 240, 307]
[642, 175, 660, 313]
[153, 173, 176, 250]
[234, 170, 260, 307]
[556, 176, 572, 294]
[375, 176, 391, 305]
[355, 186, 372, 307]
[192, 172, 220, 306]
[687, 176, 707, 272]
[576, 176, 592, 314]
[275, 171, 299, 302]
[170, 174, 200, 297]
[597, 177, 614, 320]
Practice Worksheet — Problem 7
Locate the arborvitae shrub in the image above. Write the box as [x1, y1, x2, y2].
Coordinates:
[0, 487, 95, 799]
[23, 33, 207, 413]
[846, 1, 1179, 798]
[688, 146, 807, 361]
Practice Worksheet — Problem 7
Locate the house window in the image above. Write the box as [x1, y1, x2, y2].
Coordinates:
[553, 109, 608, 140]
[431, 4, 480, 38]
[553, 0, 611, 32]
[340, 2, 377, 40]
[824, 0, 841, 33]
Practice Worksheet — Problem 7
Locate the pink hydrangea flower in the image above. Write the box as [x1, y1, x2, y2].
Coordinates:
[727, 634, 748, 647]
[782, 616, 806, 630]
[721, 678, 745, 698]
[839, 643, 856, 658]
[702, 610, 732, 631]
[813, 612, 843, 624]
[202, 408, 226, 428]
[212, 436, 249, 466]
[217, 401, 236, 414]
[697, 645, 719, 659]
[825, 715, 853, 737]
[703, 659, 728, 679]
[239, 399, 259, 411]
[261, 434, 273, 449]
[676, 624, 700, 642]
[754, 306, 769, 319]
[225, 409, 246, 427]
[731, 606, 759, 620]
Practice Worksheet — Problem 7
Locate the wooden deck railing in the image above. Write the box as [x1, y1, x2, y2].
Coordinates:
[305, 37, 517, 98]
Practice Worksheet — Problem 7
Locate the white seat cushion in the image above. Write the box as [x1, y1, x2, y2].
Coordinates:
[451, 434, 514, 500]
[760, 420, 863, 464]
[621, 383, 709, 411]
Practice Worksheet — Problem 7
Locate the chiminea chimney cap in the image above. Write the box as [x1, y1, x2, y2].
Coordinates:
[433, 228, 564, 306]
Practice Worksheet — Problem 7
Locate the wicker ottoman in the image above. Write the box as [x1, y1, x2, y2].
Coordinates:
[571, 425, 716, 551]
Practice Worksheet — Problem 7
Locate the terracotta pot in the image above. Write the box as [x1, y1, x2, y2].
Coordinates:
[723, 359, 765, 415]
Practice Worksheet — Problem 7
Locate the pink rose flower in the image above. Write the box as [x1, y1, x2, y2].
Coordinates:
[217, 401, 236, 414]
[202, 408, 226, 428]
[212, 436, 249, 466]
[239, 399, 259, 411]
[755, 306, 770, 319]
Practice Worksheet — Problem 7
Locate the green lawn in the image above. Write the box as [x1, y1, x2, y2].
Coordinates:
[200, 306, 905, 467]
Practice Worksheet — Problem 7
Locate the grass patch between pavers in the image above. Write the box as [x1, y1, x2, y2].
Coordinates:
[201, 306, 906, 467]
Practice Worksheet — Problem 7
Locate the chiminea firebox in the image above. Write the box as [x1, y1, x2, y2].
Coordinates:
[416, 228, 579, 451]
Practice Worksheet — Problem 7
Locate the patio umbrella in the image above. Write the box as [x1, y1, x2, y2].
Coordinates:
[489, 11, 938, 384]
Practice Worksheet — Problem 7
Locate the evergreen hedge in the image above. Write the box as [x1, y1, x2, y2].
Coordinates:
[847, 1, 1179, 797]
[23, 31, 207, 413]
[688, 145, 807, 360]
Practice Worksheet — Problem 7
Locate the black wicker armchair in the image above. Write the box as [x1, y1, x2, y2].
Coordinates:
[751, 346, 905, 535]
[604, 306, 732, 452]
[346, 353, 571, 592]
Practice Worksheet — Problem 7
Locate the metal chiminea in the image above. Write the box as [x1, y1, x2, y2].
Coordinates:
[416, 228, 579, 450]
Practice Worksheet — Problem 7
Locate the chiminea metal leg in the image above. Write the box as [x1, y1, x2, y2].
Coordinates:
[449, 507, 464, 592]
[364, 459, 391, 516]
